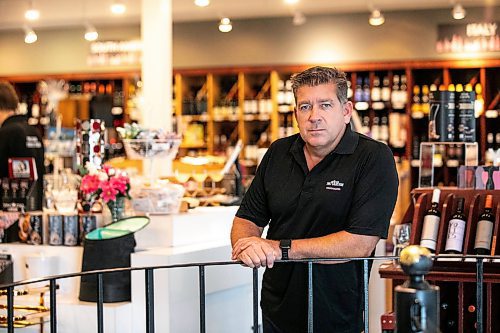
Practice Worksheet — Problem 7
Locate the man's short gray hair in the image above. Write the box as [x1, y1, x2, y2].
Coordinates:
[291, 66, 349, 104]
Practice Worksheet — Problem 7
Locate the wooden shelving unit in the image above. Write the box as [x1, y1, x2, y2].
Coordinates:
[380, 188, 500, 332]
[2, 59, 499, 171]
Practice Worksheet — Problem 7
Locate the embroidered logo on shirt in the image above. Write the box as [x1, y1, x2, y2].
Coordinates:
[26, 136, 42, 148]
[325, 180, 344, 191]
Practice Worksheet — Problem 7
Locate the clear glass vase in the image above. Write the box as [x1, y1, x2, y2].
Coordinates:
[107, 196, 126, 223]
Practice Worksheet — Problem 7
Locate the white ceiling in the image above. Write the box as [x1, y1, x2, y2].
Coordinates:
[0, 0, 497, 31]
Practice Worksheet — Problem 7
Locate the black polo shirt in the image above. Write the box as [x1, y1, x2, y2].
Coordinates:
[236, 125, 398, 333]
[0, 115, 45, 210]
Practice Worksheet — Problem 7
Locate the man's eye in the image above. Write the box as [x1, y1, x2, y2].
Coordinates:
[320, 103, 332, 109]
[299, 105, 311, 111]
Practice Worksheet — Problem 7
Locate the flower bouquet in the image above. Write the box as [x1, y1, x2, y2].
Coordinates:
[80, 163, 131, 223]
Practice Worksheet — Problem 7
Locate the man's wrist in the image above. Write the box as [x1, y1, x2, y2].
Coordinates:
[279, 239, 292, 260]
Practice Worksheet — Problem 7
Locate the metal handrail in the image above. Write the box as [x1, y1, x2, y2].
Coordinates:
[0, 254, 495, 333]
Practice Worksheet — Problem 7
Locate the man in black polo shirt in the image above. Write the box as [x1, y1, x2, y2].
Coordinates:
[0, 81, 44, 212]
[231, 67, 398, 333]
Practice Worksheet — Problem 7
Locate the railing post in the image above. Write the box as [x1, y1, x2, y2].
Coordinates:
[199, 266, 206, 333]
[476, 257, 484, 333]
[7, 285, 14, 333]
[50, 278, 57, 333]
[97, 273, 104, 333]
[307, 261, 313, 333]
[252, 267, 259, 333]
[146, 268, 155, 333]
[363, 259, 369, 333]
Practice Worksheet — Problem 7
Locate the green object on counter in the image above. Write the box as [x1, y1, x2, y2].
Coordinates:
[86, 216, 150, 240]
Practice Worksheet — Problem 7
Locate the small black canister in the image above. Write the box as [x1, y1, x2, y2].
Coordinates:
[48, 215, 63, 246]
[63, 215, 79, 246]
[429, 90, 455, 142]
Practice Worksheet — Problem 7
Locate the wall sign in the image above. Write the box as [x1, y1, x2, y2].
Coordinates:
[87, 40, 142, 66]
[436, 22, 499, 53]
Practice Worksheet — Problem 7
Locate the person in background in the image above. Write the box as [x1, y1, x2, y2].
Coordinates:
[0, 81, 44, 215]
[231, 66, 399, 333]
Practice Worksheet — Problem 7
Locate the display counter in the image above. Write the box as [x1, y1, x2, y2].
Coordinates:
[0, 206, 255, 333]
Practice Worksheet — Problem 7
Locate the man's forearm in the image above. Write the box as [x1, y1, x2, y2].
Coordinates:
[230, 216, 263, 246]
[289, 231, 380, 259]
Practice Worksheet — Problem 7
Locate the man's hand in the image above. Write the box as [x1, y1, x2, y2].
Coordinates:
[232, 236, 279, 268]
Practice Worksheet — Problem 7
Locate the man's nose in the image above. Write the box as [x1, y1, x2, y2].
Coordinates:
[308, 105, 321, 121]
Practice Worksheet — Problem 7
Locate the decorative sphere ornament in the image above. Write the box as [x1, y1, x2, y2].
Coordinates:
[399, 245, 433, 276]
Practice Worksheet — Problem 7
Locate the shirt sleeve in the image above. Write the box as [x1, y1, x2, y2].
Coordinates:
[344, 143, 399, 239]
[235, 145, 273, 228]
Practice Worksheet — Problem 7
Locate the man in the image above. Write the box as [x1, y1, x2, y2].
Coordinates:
[231, 67, 398, 333]
[0, 81, 44, 212]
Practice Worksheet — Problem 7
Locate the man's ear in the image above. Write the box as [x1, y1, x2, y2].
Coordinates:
[343, 101, 353, 124]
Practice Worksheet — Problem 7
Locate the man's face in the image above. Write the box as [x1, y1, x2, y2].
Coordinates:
[294, 83, 352, 152]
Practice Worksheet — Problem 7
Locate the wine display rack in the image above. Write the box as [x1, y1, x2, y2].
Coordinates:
[2, 59, 499, 176]
[380, 188, 500, 333]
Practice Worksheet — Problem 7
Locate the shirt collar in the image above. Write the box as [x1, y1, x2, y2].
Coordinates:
[290, 124, 359, 157]
[2, 114, 27, 127]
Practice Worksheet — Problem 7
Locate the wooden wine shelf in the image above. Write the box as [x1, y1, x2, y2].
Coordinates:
[380, 188, 500, 332]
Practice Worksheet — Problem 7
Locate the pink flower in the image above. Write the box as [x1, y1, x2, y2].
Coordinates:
[100, 182, 119, 203]
[80, 164, 130, 202]
[110, 176, 128, 195]
[80, 174, 100, 195]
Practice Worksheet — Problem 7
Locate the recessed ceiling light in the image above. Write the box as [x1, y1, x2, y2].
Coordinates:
[110, 1, 127, 15]
[452, 3, 466, 20]
[218, 18, 233, 33]
[284, 0, 299, 4]
[369, 9, 385, 26]
[194, 0, 210, 7]
[24, 8, 40, 21]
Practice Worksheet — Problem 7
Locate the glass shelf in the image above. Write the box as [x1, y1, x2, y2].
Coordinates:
[418, 142, 478, 188]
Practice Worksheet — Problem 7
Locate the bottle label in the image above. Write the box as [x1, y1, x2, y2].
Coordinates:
[420, 214, 440, 250]
[445, 218, 466, 253]
[474, 219, 493, 251]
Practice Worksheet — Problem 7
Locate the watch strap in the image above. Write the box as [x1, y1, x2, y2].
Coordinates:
[280, 239, 291, 260]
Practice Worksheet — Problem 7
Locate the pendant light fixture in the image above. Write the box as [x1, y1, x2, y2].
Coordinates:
[369, 9, 385, 26]
[23, 25, 38, 44]
[218, 17, 233, 33]
[84, 23, 98, 41]
[452, 3, 466, 20]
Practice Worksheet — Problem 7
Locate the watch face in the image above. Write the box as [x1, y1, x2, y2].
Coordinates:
[280, 239, 291, 249]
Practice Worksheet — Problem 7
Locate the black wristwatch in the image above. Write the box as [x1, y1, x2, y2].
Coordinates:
[280, 239, 292, 260]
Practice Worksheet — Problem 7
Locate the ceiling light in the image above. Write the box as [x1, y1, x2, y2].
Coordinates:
[194, 0, 210, 7]
[218, 17, 232, 33]
[24, 8, 40, 21]
[110, 1, 126, 15]
[293, 11, 306, 26]
[284, 0, 299, 4]
[23, 26, 37, 44]
[452, 3, 466, 20]
[84, 23, 98, 41]
[369, 9, 385, 26]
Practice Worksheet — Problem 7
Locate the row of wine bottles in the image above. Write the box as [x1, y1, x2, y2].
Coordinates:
[420, 189, 496, 255]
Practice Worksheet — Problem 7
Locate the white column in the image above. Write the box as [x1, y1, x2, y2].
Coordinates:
[141, 0, 173, 177]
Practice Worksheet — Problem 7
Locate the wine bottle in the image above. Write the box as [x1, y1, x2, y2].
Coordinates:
[474, 195, 495, 255]
[444, 197, 467, 254]
[420, 189, 442, 252]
